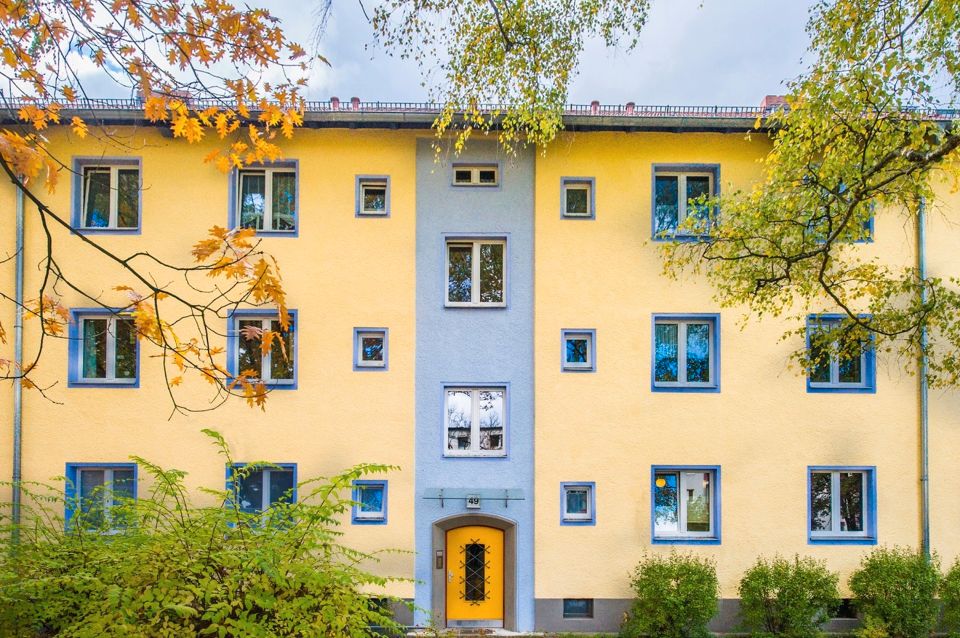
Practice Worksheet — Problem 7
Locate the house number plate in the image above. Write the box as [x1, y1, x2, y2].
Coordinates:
[466, 495, 481, 509]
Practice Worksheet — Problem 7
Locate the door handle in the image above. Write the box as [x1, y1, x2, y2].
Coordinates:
[447, 570, 454, 583]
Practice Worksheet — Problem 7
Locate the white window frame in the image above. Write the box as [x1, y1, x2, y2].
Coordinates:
[809, 470, 870, 539]
[354, 483, 386, 520]
[562, 331, 594, 371]
[452, 164, 499, 186]
[75, 466, 135, 529]
[233, 315, 296, 385]
[81, 165, 140, 229]
[443, 386, 507, 458]
[77, 314, 137, 384]
[356, 329, 386, 368]
[234, 466, 295, 513]
[562, 180, 593, 218]
[653, 318, 716, 388]
[653, 469, 717, 540]
[655, 171, 714, 236]
[236, 168, 297, 232]
[808, 322, 868, 389]
[445, 239, 507, 307]
[358, 179, 389, 216]
[562, 484, 593, 522]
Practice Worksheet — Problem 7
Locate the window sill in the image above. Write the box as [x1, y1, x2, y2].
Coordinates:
[807, 384, 876, 394]
[561, 518, 596, 526]
[562, 366, 596, 373]
[68, 379, 139, 389]
[444, 303, 507, 309]
[357, 210, 390, 217]
[562, 213, 595, 220]
[808, 536, 877, 545]
[352, 517, 387, 525]
[239, 229, 299, 238]
[652, 384, 719, 393]
[73, 227, 141, 235]
[651, 233, 712, 243]
[443, 453, 508, 459]
[652, 536, 721, 545]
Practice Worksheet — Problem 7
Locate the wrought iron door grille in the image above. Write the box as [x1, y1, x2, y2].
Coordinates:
[458, 540, 490, 604]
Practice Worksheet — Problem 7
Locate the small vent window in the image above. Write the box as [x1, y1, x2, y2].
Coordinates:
[453, 165, 498, 186]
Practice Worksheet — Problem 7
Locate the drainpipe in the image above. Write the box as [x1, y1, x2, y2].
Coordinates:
[918, 197, 930, 559]
[12, 182, 23, 541]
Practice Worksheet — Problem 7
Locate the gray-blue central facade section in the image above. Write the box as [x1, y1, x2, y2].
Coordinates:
[414, 139, 535, 630]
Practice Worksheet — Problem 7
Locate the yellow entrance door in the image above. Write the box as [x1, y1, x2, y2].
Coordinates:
[445, 526, 504, 622]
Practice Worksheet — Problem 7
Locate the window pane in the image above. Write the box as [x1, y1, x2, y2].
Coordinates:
[654, 175, 679, 235]
[111, 469, 136, 506]
[479, 243, 504, 303]
[447, 245, 473, 303]
[563, 599, 593, 619]
[565, 186, 589, 215]
[237, 469, 264, 513]
[271, 172, 296, 231]
[479, 389, 504, 451]
[362, 185, 386, 212]
[117, 169, 139, 228]
[566, 338, 589, 364]
[654, 323, 679, 382]
[565, 488, 588, 515]
[685, 175, 712, 228]
[809, 336, 831, 383]
[359, 485, 384, 513]
[82, 318, 107, 378]
[810, 472, 832, 531]
[654, 472, 679, 533]
[270, 320, 294, 380]
[684, 471, 711, 532]
[239, 172, 265, 230]
[446, 390, 473, 450]
[268, 469, 294, 506]
[237, 319, 263, 378]
[454, 169, 472, 183]
[83, 169, 111, 228]
[686, 323, 711, 383]
[78, 469, 105, 526]
[361, 336, 384, 362]
[839, 472, 864, 532]
[464, 542, 487, 601]
[114, 318, 137, 379]
[838, 346, 864, 384]
[478, 169, 496, 184]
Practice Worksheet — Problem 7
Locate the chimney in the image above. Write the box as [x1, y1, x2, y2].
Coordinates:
[330, 96, 340, 110]
[625, 102, 635, 115]
[351, 96, 360, 110]
[590, 100, 600, 115]
[760, 95, 788, 111]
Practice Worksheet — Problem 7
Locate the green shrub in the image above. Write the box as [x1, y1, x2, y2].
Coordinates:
[0, 429, 407, 638]
[848, 546, 940, 638]
[738, 555, 840, 638]
[621, 551, 719, 638]
[939, 557, 960, 634]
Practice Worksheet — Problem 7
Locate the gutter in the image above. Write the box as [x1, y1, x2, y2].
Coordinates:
[918, 197, 930, 559]
[11, 181, 23, 540]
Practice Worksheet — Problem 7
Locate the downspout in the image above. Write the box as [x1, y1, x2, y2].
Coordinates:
[12, 181, 23, 541]
[918, 197, 930, 559]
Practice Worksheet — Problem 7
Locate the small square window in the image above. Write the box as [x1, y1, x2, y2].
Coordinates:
[561, 483, 595, 524]
[72, 159, 141, 232]
[809, 467, 876, 544]
[652, 315, 719, 391]
[652, 467, 720, 543]
[562, 598, 594, 619]
[234, 165, 297, 233]
[806, 316, 875, 393]
[562, 178, 595, 218]
[352, 481, 387, 524]
[354, 328, 388, 370]
[452, 164, 499, 186]
[65, 464, 137, 530]
[444, 387, 506, 457]
[69, 310, 139, 387]
[228, 311, 297, 387]
[562, 329, 595, 372]
[229, 464, 296, 516]
[356, 176, 390, 216]
[653, 166, 718, 238]
[446, 239, 506, 307]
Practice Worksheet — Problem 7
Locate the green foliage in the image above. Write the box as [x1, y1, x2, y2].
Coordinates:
[0, 429, 407, 637]
[621, 551, 719, 638]
[737, 555, 840, 638]
[660, 0, 960, 388]
[937, 557, 960, 633]
[848, 547, 940, 638]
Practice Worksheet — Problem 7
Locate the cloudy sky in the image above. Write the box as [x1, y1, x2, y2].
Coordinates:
[260, 0, 816, 107]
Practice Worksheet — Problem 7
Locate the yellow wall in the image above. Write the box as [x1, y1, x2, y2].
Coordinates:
[8, 127, 418, 596]
[534, 130, 927, 599]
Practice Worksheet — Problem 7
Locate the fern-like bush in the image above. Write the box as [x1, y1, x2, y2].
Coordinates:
[0, 429, 407, 638]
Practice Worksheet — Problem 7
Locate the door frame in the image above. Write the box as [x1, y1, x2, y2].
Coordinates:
[432, 513, 517, 630]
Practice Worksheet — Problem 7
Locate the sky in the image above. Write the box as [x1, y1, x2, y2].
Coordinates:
[260, 0, 817, 107]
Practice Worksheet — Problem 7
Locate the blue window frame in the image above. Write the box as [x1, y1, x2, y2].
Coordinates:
[352, 480, 388, 524]
[651, 466, 721, 544]
[354, 327, 388, 371]
[652, 164, 719, 240]
[356, 175, 391, 217]
[65, 462, 137, 529]
[68, 309, 140, 388]
[71, 157, 142, 233]
[561, 177, 595, 219]
[806, 315, 876, 393]
[808, 466, 877, 545]
[228, 161, 298, 235]
[560, 482, 595, 525]
[561, 329, 596, 372]
[226, 310, 297, 389]
[651, 314, 720, 392]
[227, 463, 297, 514]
